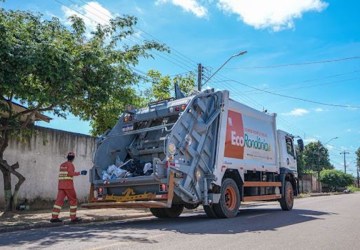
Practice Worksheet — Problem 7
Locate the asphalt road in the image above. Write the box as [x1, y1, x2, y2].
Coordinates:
[1, 193, 359, 250]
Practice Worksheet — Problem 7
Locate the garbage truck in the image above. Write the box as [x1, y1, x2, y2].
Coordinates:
[83, 88, 304, 218]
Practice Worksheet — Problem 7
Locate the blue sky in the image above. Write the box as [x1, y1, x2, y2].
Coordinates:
[2, 0, 360, 175]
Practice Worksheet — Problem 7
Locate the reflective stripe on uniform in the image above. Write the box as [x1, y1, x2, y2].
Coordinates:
[70, 206, 77, 209]
[70, 212, 76, 215]
[53, 205, 62, 209]
[52, 211, 60, 215]
[59, 177, 73, 180]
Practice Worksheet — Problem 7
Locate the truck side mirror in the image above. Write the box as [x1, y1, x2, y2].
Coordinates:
[297, 139, 304, 152]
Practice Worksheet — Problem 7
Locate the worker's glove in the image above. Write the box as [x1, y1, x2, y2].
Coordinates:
[80, 170, 87, 175]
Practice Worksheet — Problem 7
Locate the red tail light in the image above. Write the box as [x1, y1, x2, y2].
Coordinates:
[159, 184, 168, 192]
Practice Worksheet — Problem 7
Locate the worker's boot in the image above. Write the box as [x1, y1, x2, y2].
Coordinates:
[71, 217, 82, 223]
[50, 218, 63, 223]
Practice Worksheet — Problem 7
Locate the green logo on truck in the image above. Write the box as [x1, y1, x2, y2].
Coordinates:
[244, 134, 270, 151]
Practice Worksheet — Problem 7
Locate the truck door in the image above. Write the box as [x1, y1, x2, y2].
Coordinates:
[278, 132, 297, 172]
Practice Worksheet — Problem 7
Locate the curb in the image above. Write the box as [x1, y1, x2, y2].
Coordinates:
[0, 213, 152, 234]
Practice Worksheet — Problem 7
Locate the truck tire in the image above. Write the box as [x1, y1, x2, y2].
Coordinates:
[150, 205, 184, 218]
[164, 204, 184, 218]
[280, 181, 294, 211]
[184, 203, 199, 210]
[213, 178, 240, 218]
[150, 208, 168, 218]
[203, 205, 218, 218]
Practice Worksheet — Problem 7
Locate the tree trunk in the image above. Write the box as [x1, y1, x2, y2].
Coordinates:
[12, 162, 25, 211]
[0, 159, 26, 213]
[2, 168, 12, 211]
[0, 129, 26, 214]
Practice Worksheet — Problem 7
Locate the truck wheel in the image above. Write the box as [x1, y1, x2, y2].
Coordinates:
[213, 178, 240, 218]
[164, 204, 184, 218]
[150, 208, 168, 218]
[184, 203, 199, 210]
[203, 205, 218, 218]
[150, 205, 184, 218]
[280, 181, 294, 211]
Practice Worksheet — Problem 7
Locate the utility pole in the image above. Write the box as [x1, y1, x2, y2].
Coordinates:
[340, 151, 350, 174]
[197, 63, 203, 91]
[200, 50, 247, 90]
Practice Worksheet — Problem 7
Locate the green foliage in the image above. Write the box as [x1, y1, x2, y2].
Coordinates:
[0, 8, 168, 211]
[174, 72, 196, 96]
[302, 141, 333, 173]
[146, 70, 172, 101]
[320, 169, 354, 191]
[346, 185, 360, 193]
[91, 70, 196, 135]
[144, 70, 196, 102]
[0, 8, 168, 137]
[302, 169, 317, 176]
[296, 150, 305, 177]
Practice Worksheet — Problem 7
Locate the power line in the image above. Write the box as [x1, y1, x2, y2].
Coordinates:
[54, 0, 197, 75]
[215, 77, 360, 109]
[243, 70, 360, 95]
[70, 0, 198, 70]
[207, 73, 309, 137]
[76, 0, 198, 67]
[227, 56, 360, 70]
[54, 0, 205, 100]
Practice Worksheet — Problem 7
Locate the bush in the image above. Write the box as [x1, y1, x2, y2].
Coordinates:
[347, 185, 360, 193]
[320, 169, 354, 192]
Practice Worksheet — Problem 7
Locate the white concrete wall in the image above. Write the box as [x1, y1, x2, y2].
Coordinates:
[0, 126, 96, 206]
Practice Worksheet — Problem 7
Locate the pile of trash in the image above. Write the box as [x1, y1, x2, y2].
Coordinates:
[102, 159, 153, 181]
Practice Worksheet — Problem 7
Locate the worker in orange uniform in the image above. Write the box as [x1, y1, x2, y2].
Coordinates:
[50, 152, 87, 223]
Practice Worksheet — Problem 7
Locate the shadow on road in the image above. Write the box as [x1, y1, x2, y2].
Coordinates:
[0, 207, 334, 248]
[123, 208, 334, 234]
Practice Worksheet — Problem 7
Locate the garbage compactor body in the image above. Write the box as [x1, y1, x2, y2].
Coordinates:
[84, 89, 302, 218]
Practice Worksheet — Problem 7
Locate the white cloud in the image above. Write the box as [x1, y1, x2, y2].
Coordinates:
[304, 138, 317, 144]
[61, 1, 113, 32]
[217, 0, 328, 31]
[283, 108, 309, 116]
[156, 0, 208, 18]
[315, 108, 324, 112]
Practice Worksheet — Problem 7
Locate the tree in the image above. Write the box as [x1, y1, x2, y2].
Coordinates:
[144, 70, 196, 102]
[320, 169, 354, 192]
[302, 141, 333, 173]
[296, 150, 306, 177]
[91, 70, 196, 135]
[0, 8, 167, 212]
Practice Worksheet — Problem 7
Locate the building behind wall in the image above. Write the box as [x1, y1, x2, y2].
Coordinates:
[0, 126, 96, 208]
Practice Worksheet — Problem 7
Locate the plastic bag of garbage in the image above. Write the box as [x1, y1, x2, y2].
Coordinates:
[102, 171, 111, 181]
[113, 167, 127, 178]
[143, 162, 153, 175]
[115, 155, 123, 167]
[107, 164, 117, 175]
